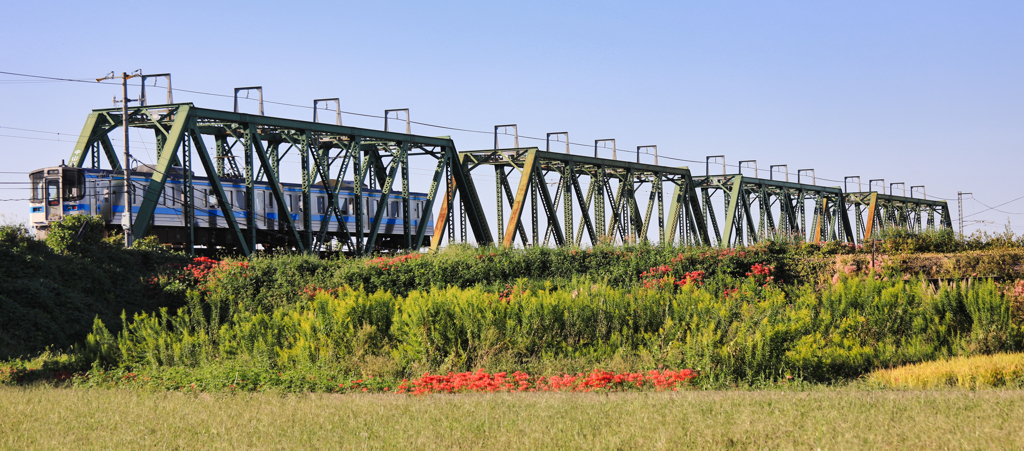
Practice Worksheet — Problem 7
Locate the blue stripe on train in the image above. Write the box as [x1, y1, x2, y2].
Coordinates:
[107, 205, 434, 227]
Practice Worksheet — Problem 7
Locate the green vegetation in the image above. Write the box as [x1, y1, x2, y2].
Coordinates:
[2, 215, 1023, 392]
[3, 387, 1024, 449]
[70, 275, 1022, 391]
[0, 217, 187, 360]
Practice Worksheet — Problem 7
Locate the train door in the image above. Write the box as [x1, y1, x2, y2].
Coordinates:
[256, 191, 266, 228]
[45, 176, 60, 222]
[339, 197, 350, 233]
[365, 197, 375, 233]
[266, 191, 275, 231]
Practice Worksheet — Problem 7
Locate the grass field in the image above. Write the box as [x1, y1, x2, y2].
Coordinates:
[3, 387, 1024, 449]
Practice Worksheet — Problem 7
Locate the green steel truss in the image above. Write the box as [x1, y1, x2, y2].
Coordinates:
[445, 152, 952, 249]
[844, 192, 953, 244]
[66, 103, 953, 252]
[441, 148, 711, 248]
[693, 175, 854, 246]
[68, 103, 490, 256]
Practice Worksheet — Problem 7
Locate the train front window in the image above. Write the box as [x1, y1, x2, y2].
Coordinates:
[30, 171, 44, 201]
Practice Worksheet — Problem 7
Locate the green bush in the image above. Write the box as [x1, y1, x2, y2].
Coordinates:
[45, 214, 106, 256]
[86, 274, 1023, 386]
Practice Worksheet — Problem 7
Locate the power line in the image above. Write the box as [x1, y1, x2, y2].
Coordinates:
[0, 69, 968, 204]
[0, 134, 73, 143]
[962, 195, 1024, 219]
[0, 126, 67, 135]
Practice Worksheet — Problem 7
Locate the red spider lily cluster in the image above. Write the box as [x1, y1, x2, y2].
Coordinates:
[184, 256, 221, 280]
[747, 263, 773, 277]
[497, 284, 526, 302]
[173, 257, 252, 290]
[474, 252, 498, 260]
[302, 285, 345, 298]
[745, 262, 777, 287]
[640, 266, 705, 290]
[395, 368, 698, 394]
[366, 253, 422, 270]
[640, 265, 672, 278]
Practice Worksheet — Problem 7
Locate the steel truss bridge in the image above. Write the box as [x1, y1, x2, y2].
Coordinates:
[67, 103, 951, 255]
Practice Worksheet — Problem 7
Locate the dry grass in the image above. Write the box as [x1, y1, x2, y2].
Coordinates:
[3, 387, 1024, 449]
[868, 353, 1024, 389]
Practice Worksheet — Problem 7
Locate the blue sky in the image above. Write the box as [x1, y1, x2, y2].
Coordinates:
[1, 1, 1022, 234]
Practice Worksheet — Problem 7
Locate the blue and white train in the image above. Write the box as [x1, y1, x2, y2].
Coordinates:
[28, 164, 434, 251]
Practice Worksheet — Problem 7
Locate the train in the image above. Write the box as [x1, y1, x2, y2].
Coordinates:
[28, 164, 435, 252]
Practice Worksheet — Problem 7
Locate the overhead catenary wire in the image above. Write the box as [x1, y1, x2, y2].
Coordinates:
[0, 69, 983, 204]
[962, 195, 1024, 219]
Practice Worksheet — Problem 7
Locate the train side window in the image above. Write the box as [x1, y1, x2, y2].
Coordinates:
[238, 191, 246, 210]
[268, 193, 274, 209]
[340, 198, 349, 214]
[316, 196, 325, 214]
[390, 201, 399, 218]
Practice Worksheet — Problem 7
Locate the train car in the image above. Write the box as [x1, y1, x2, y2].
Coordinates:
[28, 164, 434, 252]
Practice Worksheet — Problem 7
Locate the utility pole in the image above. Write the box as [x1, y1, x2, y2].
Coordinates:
[958, 191, 971, 238]
[98, 70, 141, 247]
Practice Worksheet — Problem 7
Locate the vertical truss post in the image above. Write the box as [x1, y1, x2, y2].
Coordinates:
[215, 135, 226, 177]
[496, 165, 504, 243]
[244, 128, 256, 251]
[655, 174, 666, 244]
[446, 159, 455, 245]
[595, 167, 606, 239]
[531, 173, 539, 246]
[353, 147, 365, 254]
[563, 163, 573, 245]
[182, 133, 194, 255]
[301, 132, 313, 251]
[401, 144, 412, 249]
